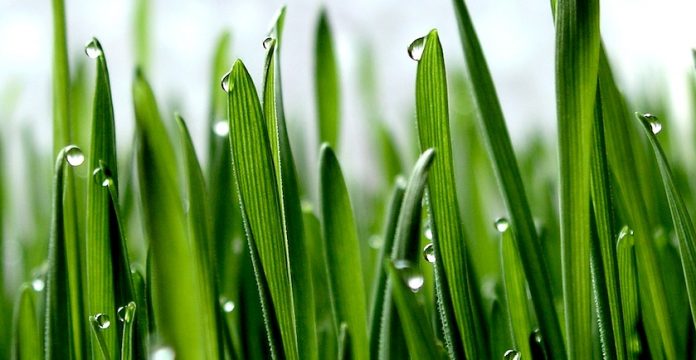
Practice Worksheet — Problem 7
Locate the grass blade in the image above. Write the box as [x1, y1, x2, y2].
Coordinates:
[314, 8, 340, 148]
[414, 29, 484, 359]
[51, 0, 71, 155]
[11, 285, 41, 360]
[226, 60, 298, 359]
[616, 228, 641, 359]
[119, 302, 136, 360]
[447, 1, 565, 355]
[318, 144, 369, 359]
[132, 0, 151, 70]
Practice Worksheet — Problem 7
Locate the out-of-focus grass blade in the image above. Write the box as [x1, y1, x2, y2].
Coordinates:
[447, 0, 565, 355]
[499, 222, 533, 360]
[11, 285, 41, 360]
[337, 323, 350, 360]
[51, 0, 71, 156]
[175, 115, 221, 358]
[226, 60, 298, 359]
[489, 298, 513, 358]
[262, 10, 318, 358]
[84, 38, 119, 360]
[638, 112, 696, 332]
[414, 29, 484, 359]
[554, 0, 600, 357]
[318, 144, 369, 359]
[132, 70, 210, 358]
[132, 0, 150, 70]
[386, 260, 443, 359]
[616, 227, 641, 358]
[314, 8, 340, 148]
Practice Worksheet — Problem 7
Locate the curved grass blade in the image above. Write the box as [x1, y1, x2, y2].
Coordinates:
[447, 1, 565, 355]
[132, 70, 211, 359]
[637, 113, 696, 333]
[262, 12, 317, 358]
[414, 29, 484, 359]
[226, 60, 298, 359]
[314, 8, 340, 148]
[11, 285, 41, 360]
[318, 144, 368, 359]
[51, 0, 71, 156]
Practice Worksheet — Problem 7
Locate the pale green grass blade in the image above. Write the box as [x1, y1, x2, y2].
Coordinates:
[51, 0, 71, 156]
[616, 228, 641, 359]
[226, 60, 298, 359]
[499, 222, 533, 360]
[175, 115, 221, 358]
[119, 302, 136, 360]
[132, 0, 150, 70]
[447, 1, 564, 354]
[337, 322, 350, 360]
[262, 11, 318, 358]
[555, 0, 600, 357]
[314, 9, 340, 148]
[84, 38, 119, 360]
[132, 71, 210, 358]
[638, 112, 696, 333]
[414, 29, 484, 359]
[11, 285, 41, 360]
[318, 144, 369, 359]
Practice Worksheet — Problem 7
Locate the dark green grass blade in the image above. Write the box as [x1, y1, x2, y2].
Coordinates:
[85, 38, 119, 360]
[337, 323, 350, 360]
[555, 0, 600, 357]
[447, 1, 565, 355]
[318, 144, 369, 359]
[262, 12, 317, 358]
[12, 285, 41, 360]
[176, 115, 221, 358]
[226, 60, 298, 359]
[51, 0, 71, 156]
[616, 228, 641, 359]
[130, 267, 149, 358]
[314, 8, 340, 148]
[637, 113, 696, 333]
[386, 261, 443, 359]
[414, 29, 484, 359]
[132, 71, 211, 359]
[499, 222, 533, 360]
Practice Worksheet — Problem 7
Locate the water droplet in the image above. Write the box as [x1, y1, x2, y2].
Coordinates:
[117, 302, 136, 323]
[213, 120, 229, 137]
[220, 71, 231, 92]
[642, 113, 662, 134]
[92, 166, 112, 187]
[407, 36, 426, 61]
[31, 278, 45, 292]
[494, 217, 510, 233]
[368, 235, 383, 249]
[262, 37, 274, 49]
[84, 38, 102, 58]
[424, 222, 433, 240]
[503, 349, 521, 360]
[152, 347, 175, 360]
[618, 226, 635, 242]
[531, 328, 543, 344]
[394, 260, 425, 292]
[220, 297, 235, 313]
[94, 313, 111, 329]
[423, 243, 435, 263]
[65, 145, 85, 167]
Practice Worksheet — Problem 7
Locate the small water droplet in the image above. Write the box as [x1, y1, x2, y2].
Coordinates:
[220, 297, 235, 313]
[424, 222, 433, 240]
[423, 243, 435, 263]
[84, 38, 102, 58]
[503, 349, 521, 360]
[31, 278, 45, 292]
[263, 37, 274, 49]
[394, 260, 425, 292]
[641, 113, 662, 134]
[220, 71, 231, 92]
[92, 166, 112, 187]
[368, 235, 383, 249]
[65, 145, 85, 167]
[94, 313, 111, 329]
[213, 120, 229, 137]
[117, 302, 136, 323]
[152, 347, 175, 360]
[494, 217, 510, 233]
[407, 36, 426, 61]
[531, 328, 543, 344]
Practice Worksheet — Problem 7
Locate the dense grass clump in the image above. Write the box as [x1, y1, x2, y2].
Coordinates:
[3, 0, 696, 359]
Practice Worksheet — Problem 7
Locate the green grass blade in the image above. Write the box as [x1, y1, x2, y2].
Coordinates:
[318, 144, 369, 359]
[132, 71, 210, 359]
[337, 322, 350, 360]
[119, 302, 136, 360]
[414, 29, 484, 359]
[85, 38, 119, 360]
[637, 113, 696, 333]
[555, 0, 601, 357]
[499, 221, 533, 360]
[226, 60, 298, 359]
[175, 115, 221, 358]
[489, 298, 513, 358]
[129, 267, 149, 358]
[89, 315, 112, 360]
[616, 228, 641, 359]
[447, 1, 565, 354]
[11, 285, 41, 360]
[132, 0, 151, 70]
[314, 8, 340, 148]
[51, 0, 71, 156]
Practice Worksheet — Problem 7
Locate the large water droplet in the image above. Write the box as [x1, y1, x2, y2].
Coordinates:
[407, 36, 426, 61]
[220, 71, 232, 92]
[92, 166, 111, 187]
[494, 217, 510, 233]
[220, 297, 235, 313]
[117, 302, 137, 323]
[94, 313, 111, 329]
[263, 37, 274, 50]
[65, 145, 85, 167]
[423, 243, 435, 263]
[84, 39, 102, 58]
[152, 347, 175, 360]
[394, 260, 425, 292]
[503, 349, 521, 360]
[213, 120, 229, 137]
[31, 278, 45, 292]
